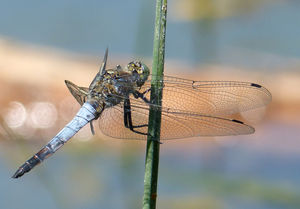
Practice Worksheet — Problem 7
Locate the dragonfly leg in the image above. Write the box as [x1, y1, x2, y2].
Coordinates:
[124, 99, 129, 127]
[124, 99, 148, 136]
[133, 88, 151, 104]
[90, 121, 95, 135]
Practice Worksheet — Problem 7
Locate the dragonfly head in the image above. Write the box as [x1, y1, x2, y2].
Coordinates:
[125, 61, 150, 87]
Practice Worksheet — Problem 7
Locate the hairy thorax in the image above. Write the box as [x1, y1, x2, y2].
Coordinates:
[88, 69, 138, 108]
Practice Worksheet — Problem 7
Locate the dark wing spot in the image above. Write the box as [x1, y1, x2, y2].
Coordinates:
[251, 83, 262, 88]
[232, 119, 244, 124]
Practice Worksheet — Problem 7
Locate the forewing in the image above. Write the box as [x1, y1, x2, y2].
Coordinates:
[98, 99, 254, 140]
[135, 76, 271, 116]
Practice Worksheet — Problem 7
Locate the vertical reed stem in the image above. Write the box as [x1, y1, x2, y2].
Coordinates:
[143, 0, 167, 209]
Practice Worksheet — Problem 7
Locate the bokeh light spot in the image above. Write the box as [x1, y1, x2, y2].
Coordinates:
[28, 102, 57, 129]
[4, 101, 27, 128]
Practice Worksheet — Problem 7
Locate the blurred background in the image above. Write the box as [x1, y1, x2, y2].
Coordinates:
[1, 0, 300, 209]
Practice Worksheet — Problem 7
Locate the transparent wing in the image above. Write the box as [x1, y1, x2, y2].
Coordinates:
[112, 75, 271, 116]
[65, 80, 89, 106]
[98, 99, 254, 140]
[98, 75, 271, 139]
[138, 75, 272, 116]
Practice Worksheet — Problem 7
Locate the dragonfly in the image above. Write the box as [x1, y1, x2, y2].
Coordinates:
[12, 49, 271, 178]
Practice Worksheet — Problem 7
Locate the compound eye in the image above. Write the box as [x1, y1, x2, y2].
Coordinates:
[127, 62, 134, 68]
[137, 68, 143, 74]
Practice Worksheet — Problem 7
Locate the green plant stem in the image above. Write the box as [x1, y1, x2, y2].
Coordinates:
[143, 0, 167, 209]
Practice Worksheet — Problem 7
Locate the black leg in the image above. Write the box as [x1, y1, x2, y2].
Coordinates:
[131, 89, 162, 143]
[123, 98, 148, 136]
[133, 88, 151, 104]
[124, 99, 130, 128]
[90, 121, 95, 135]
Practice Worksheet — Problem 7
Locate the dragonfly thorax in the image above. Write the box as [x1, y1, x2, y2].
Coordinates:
[88, 62, 149, 109]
